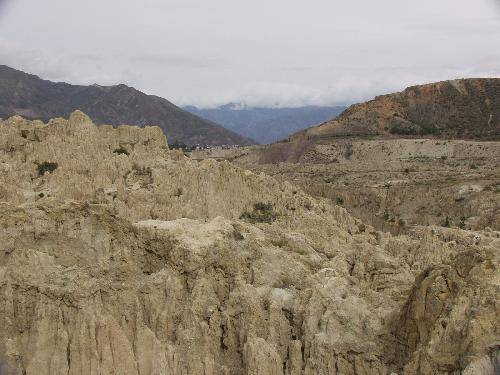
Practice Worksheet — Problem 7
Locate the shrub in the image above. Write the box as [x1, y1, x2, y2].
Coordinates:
[344, 144, 354, 159]
[113, 147, 129, 156]
[383, 210, 390, 221]
[37, 162, 58, 176]
[232, 227, 245, 241]
[240, 202, 277, 224]
[443, 216, 451, 227]
[271, 237, 288, 248]
[459, 216, 466, 229]
[336, 197, 344, 205]
[169, 141, 195, 152]
[390, 126, 418, 135]
[132, 163, 152, 176]
[419, 123, 439, 135]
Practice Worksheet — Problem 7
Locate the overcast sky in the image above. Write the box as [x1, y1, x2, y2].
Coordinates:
[0, 0, 499, 108]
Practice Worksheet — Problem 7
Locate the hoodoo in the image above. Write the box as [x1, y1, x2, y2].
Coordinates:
[0, 113, 498, 374]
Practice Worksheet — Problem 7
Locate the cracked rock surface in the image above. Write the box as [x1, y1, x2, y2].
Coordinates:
[0, 112, 498, 374]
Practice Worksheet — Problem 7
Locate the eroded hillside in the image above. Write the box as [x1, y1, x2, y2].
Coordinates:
[0, 113, 498, 374]
[207, 79, 500, 235]
[228, 138, 500, 234]
[258, 78, 500, 164]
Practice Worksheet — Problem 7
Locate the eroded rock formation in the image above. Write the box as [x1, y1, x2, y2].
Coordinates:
[0, 113, 498, 374]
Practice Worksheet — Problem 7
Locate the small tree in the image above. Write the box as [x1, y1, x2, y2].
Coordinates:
[443, 216, 451, 227]
[37, 162, 58, 176]
[113, 147, 129, 156]
[240, 203, 277, 224]
[459, 217, 466, 229]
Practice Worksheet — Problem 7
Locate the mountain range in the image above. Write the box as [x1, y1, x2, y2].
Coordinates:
[0, 65, 253, 146]
[257, 78, 500, 163]
[184, 104, 347, 144]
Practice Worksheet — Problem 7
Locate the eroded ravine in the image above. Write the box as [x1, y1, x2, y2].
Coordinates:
[0, 113, 498, 374]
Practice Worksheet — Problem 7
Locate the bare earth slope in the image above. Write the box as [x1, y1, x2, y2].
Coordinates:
[258, 78, 500, 163]
[226, 138, 500, 234]
[0, 65, 254, 146]
[0, 113, 498, 374]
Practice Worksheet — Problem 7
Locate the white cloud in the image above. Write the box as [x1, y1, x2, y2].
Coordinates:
[0, 0, 499, 108]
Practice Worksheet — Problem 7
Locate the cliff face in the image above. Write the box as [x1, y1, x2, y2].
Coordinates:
[258, 78, 500, 163]
[0, 113, 498, 374]
[0, 65, 254, 146]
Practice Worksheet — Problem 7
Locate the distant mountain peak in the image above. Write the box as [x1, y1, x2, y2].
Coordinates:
[219, 102, 248, 110]
[0, 65, 254, 146]
[184, 104, 347, 144]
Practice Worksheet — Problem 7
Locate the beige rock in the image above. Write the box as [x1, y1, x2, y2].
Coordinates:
[0, 113, 498, 374]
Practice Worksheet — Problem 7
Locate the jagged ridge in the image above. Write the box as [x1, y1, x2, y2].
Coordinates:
[0, 112, 498, 374]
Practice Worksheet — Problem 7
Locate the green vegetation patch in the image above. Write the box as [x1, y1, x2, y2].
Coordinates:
[37, 161, 58, 176]
[240, 202, 277, 224]
[169, 141, 196, 152]
[113, 147, 130, 156]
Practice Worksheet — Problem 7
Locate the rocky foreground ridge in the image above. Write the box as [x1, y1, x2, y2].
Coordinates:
[0, 112, 498, 374]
